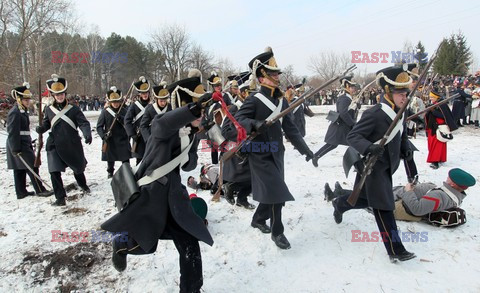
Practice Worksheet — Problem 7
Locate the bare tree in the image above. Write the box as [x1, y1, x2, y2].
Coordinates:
[188, 42, 214, 80]
[212, 57, 241, 90]
[0, 0, 73, 87]
[308, 51, 351, 80]
[280, 64, 302, 88]
[81, 26, 105, 95]
[151, 24, 191, 82]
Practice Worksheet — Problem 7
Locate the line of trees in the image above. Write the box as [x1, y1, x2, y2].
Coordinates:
[0, 0, 244, 96]
[0, 1, 475, 97]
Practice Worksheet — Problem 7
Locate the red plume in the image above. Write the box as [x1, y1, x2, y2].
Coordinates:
[41, 88, 49, 97]
[212, 92, 246, 145]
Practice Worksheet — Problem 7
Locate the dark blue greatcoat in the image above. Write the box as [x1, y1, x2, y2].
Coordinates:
[41, 102, 91, 174]
[324, 93, 356, 146]
[102, 106, 213, 252]
[347, 96, 409, 211]
[96, 106, 131, 162]
[235, 85, 310, 204]
[6, 104, 35, 170]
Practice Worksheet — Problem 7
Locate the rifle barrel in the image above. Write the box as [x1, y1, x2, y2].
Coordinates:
[221, 65, 357, 162]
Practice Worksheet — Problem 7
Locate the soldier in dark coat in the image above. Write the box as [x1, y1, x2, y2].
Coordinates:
[235, 47, 314, 250]
[289, 84, 307, 137]
[96, 86, 131, 178]
[332, 65, 416, 262]
[124, 76, 150, 165]
[36, 75, 92, 206]
[221, 103, 255, 209]
[312, 76, 358, 167]
[451, 84, 470, 127]
[102, 75, 213, 293]
[7, 83, 52, 199]
[139, 81, 172, 142]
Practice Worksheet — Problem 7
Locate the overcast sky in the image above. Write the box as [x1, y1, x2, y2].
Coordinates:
[75, 0, 480, 77]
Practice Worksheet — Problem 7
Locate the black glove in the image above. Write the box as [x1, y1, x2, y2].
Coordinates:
[305, 149, 314, 162]
[189, 93, 213, 117]
[36, 126, 45, 134]
[402, 149, 413, 161]
[252, 120, 267, 134]
[198, 92, 213, 108]
[366, 144, 384, 156]
[13, 151, 22, 156]
[202, 120, 215, 132]
[84, 135, 92, 145]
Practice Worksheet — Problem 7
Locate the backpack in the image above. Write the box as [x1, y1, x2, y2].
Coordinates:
[427, 207, 466, 227]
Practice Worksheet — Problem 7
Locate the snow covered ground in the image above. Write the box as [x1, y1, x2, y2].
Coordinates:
[0, 105, 479, 292]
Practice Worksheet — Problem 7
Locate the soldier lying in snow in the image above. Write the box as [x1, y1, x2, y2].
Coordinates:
[325, 168, 476, 226]
[187, 163, 220, 194]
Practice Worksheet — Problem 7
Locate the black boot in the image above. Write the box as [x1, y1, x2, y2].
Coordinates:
[236, 200, 255, 210]
[112, 238, 127, 272]
[334, 181, 343, 193]
[429, 162, 439, 169]
[251, 221, 271, 234]
[107, 172, 113, 179]
[74, 173, 90, 193]
[324, 183, 335, 202]
[389, 251, 416, 262]
[271, 234, 291, 250]
[332, 198, 343, 224]
[51, 198, 66, 206]
[37, 190, 54, 197]
[224, 183, 235, 205]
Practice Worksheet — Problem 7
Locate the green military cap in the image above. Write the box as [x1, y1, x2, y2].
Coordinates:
[189, 194, 208, 220]
[449, 168, 476, 189]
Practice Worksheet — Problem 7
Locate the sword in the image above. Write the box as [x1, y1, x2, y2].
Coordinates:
[16, 153, 52, 190]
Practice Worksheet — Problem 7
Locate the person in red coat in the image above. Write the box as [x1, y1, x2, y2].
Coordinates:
[425, 90, 458, 169]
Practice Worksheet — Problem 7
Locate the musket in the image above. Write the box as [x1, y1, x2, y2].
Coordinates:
[211, 159, 223, 202]
[17, 153, 52, 189]
[221, 65, 357, 163]
[406, 92, 458, 122]
[102, 81, 135, 153]
[34, 78, 43, 168]
[421, 73, 438, 101]
[349, 79, 376, 109]
[346, 43, 442, 207]
[131, 127, 141, 154]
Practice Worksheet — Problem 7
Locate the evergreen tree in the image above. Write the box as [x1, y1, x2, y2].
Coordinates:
[434, 32, 471, 76]
[415, 41, 427, 71]
[454, 32, 471, 76]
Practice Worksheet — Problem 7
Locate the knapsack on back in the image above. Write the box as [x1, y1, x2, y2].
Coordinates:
[427, 207, 466, 227]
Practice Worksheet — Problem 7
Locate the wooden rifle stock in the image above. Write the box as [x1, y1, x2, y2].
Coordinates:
[221, 65, 357, 163]
[102, 80, 135, 153]
[34, 78, 43, 168]
[346, 43, 442, 206]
